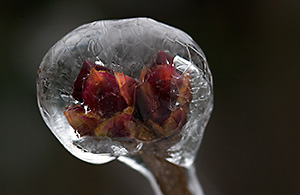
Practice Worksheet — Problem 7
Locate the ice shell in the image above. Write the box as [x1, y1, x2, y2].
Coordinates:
[37, 18, 213, 166]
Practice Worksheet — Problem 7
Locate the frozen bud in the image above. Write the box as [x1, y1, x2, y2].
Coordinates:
[82, 68, 128, 118]
[72, 60, 113, 102]
[64, 60, 138, 137]
[137, 52, 192, 136]
[95, 107, 135, 137]
[115, 72, 137, 107]
[64, 105, 101, 136]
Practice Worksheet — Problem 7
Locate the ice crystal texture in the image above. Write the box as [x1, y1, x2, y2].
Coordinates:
[37, 18, 213, 166]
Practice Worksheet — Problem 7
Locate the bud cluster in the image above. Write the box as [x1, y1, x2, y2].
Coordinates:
[64, 52, 192, 141]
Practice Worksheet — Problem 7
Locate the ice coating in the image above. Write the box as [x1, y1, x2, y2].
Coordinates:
[37, 18, 213, 166]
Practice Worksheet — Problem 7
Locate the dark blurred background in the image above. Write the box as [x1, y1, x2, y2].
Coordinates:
[1, 0, 299, 194]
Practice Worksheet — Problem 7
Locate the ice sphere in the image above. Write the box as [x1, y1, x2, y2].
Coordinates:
[37, 18, 213, 166]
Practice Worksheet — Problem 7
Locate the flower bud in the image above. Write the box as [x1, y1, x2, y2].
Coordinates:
[137, 52, 192, 136]
[94, 107, 135, 137]
[64, 105, 101, 136]
[64, 61, 137, 137]
[72, 60, 113, 102]
[82, 68, 127, 118]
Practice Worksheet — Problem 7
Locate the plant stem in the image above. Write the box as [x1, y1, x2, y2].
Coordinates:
[118, 152, 204, 195]
[141, 152, 190, 194]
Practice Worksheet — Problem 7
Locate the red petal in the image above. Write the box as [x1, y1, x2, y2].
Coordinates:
[95, 111, 135, 137]
[162, 107, 187, 134]
[64, 105, 101, 136]
[72, 60, 114, 101]
[115, 72, 138, 106]
[176, 74, 192, 106]
[82, 68, 127, 118]
[137, 52, 192, 134]
[137, 64, 178, 125]
[137, 84, 172, 126]
[136, 82, 156, 122]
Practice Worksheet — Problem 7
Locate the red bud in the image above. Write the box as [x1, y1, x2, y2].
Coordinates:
[82, 68, 128, 118]
[64, 105, 101, 136]
[137, 52, 191, 136]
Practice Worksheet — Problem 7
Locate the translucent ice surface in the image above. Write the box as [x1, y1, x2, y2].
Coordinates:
[37, 18, 213, 166]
